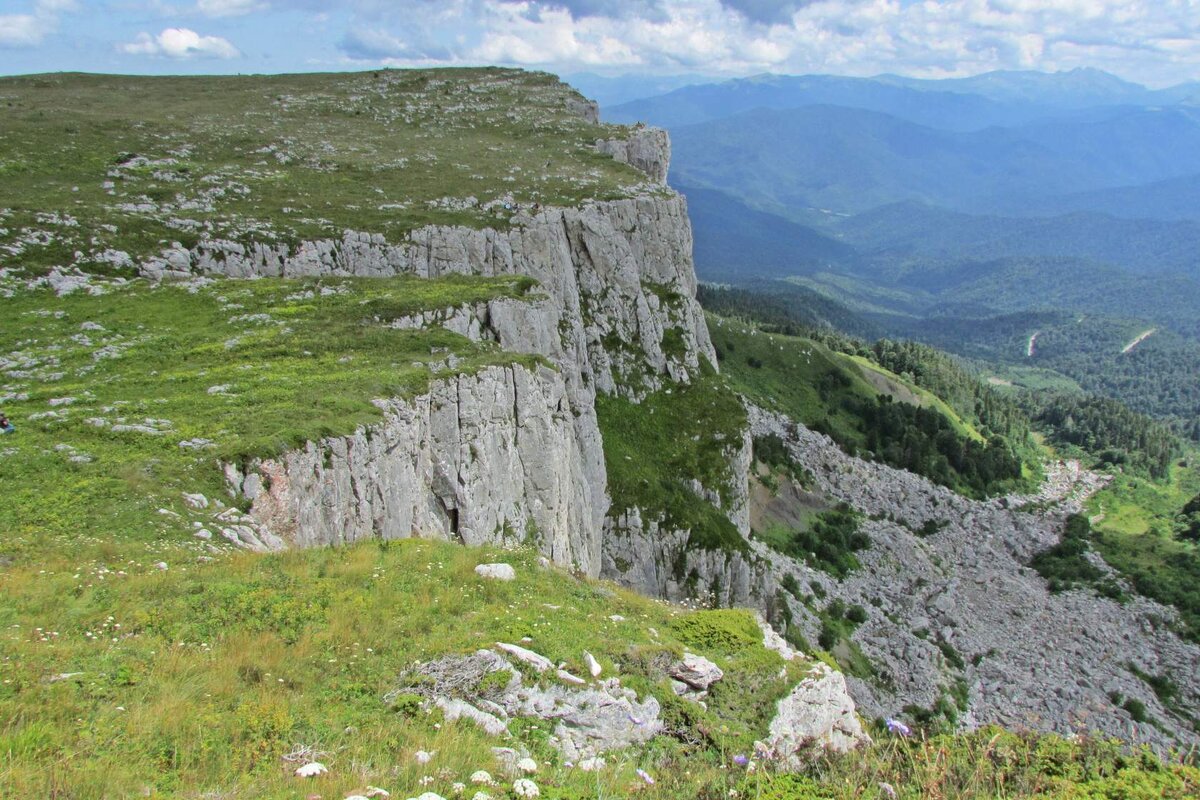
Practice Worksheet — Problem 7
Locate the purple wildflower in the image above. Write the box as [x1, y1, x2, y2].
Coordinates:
[732, 754, 749, 767]
[636, 768, 654, 785]
[886, 718, 912, 737]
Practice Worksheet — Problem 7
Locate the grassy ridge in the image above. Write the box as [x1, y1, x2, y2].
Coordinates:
[708, 314, 1030, 497]
[0, 69, 649, 275]
[1085, 461, 1200, 642]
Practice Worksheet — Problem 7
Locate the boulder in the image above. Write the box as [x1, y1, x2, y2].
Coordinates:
[475, 563, 516, 581]
[765, 663, 870, 766]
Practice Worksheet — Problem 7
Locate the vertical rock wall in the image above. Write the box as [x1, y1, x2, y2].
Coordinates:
[228, 363, 605, 574]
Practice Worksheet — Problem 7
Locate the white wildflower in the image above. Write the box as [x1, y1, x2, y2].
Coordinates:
[513, 779, 539, 798]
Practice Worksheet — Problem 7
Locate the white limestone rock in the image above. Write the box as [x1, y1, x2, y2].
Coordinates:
[765, 663, 870, 766]
[496, 642, 553, 672]
[475, 563, 516, 581]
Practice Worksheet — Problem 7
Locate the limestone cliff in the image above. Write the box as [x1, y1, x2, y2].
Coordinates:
[213, 128, 726, 582]
[227, 363, 605, 573]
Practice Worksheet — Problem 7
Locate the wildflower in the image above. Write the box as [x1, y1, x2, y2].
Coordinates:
[732, 754, 749, 767]
[471, 794, 492, 800]
[636, 769, 654, 785]
[885, 718, 912, 737]
[513, 778, 540, 798]
[452, 783, 466, 796]
[879, 782, 897, 799]
[415, 750, 436, 764]
[469, 771, 493, 785]
[419, 776, 435, 786]
[516, 757, 538, 774]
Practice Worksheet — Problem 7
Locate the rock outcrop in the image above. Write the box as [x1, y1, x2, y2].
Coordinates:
[594, 127, 671, 185]
[599, 418, 774, 606]
[212, 131, 721, 579]
[766, 664, 872, 764]
[389, 648, 662, 761]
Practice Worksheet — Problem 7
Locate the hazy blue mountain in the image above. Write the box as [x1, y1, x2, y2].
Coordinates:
[678, 183, 858, 282]
[876, 68, 1160, 108]
[607, 69, 1200, 131]
[1008, 106, 1200, 189]
[837, 202, 1200, 277]
[608, 72, 1048, 131]
[1028, 173, 1200, 221]
[670, 105, 1104, 217]
[669, 104, 1200, 218]
[563, 72, 716, 108]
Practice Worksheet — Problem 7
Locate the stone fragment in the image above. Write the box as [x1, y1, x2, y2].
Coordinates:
[495, 642, 552, 672]
[765, 664, 870, 766]
[669, 652, 724, 691]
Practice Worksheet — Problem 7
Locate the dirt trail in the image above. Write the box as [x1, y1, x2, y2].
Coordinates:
[1027, 331, 1041, 358]
[1121, 328, 1157, 354]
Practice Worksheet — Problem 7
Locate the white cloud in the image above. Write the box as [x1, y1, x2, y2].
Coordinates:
[196, 0, 266, 16]
[0, 0, 78, 48]
[120, 27, 241, 59]
[416, 0, 1200, 86]
[0, 15, 45, 48]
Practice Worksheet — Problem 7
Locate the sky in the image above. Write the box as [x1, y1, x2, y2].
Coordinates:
[2, 1, 1200, 87]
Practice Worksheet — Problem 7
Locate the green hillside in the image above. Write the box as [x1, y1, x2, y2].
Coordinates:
[707, 314, 1032, 497]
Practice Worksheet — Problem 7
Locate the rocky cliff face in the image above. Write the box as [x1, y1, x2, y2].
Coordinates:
[595, 127, 672, 184]
[598, 424, 776, 607]
[747, 406, 1200, 751]
[227, 363, 606, 574]
[169, 192, 713, 401]
[213, 130, 726, 582]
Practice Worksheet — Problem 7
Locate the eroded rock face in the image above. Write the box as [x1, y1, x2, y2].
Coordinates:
[169, 194, 714, 402]
[599, 425, 769, 606]
[227, 363, 606, 574]
[182, 133, 720, 583]
[600, 510, 770, 607]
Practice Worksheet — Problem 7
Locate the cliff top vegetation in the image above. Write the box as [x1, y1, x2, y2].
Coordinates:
[0, 68, 651, 276]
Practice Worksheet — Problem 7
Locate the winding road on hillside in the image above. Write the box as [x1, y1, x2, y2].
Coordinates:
[1121, 328, 1157, 354]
